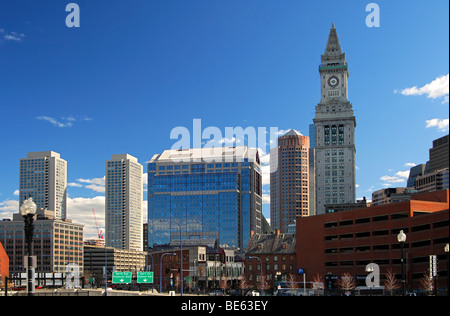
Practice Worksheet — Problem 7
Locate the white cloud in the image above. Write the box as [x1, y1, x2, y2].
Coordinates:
[68, 182, 83, 188]
[262, 164, 270, 186]
[426, 118, 449, 132]
[404, 162, 416, 167]
[2, 31, 25, 42]
[380, 169, 410, 185]
[262, 193, 270, 205]
[37, 115, 93, 128]
[0, 199, 19, 215]
[13, 190, 19, 196]
[67, 196, 105, 239]
[74, 177, 106, 193]
[380, 175, 405, 184]
[398, 74, 449, 103]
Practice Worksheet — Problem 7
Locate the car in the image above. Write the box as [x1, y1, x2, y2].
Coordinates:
[208, 289, 224, 296]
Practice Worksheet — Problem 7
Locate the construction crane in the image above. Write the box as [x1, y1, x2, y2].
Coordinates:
[92, 208, 104, 240]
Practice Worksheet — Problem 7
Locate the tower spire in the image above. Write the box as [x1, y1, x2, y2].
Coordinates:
[324, 23, 342, 57]
[321, 23, 346, 67]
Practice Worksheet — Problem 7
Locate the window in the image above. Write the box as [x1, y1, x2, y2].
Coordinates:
[328, 90, 340, 97]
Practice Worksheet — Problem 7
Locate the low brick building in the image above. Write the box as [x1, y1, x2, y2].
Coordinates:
[296, 190, 449, 294]
[245, 231, 297, 292]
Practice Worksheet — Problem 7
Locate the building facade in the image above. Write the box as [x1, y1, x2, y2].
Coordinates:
[147, 146, 263, 251]
[313, 24, 357, 215]
[20, 151, 67, 220]
[0, 241, 8, 287]
[296, 190, 449, 293]
[0, 213, 84, 275]
[415, 168, 449, 193]
[83, 245, 147, 287]
[149, 246, 244, 292]
[429, 135, 449, 173]
[245, 231, 297, 291]
[105, 154, 143, 251]
[270, 130, 310, 232]
[371, 187, 418, 206]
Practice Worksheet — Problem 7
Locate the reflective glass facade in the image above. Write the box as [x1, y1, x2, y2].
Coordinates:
[148, 152, 262, 251]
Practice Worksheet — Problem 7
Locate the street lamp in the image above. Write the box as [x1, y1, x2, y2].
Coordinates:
[397, 230, 407, 296]
[19, 197, 37, 297]
[445, 243, 449, 297]
[159, 219, 184, 296]
[160, 252, 176, 294]
[249, 256, 263, 296]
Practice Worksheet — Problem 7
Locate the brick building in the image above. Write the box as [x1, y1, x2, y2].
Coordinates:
[296, 190, 449, 293]
[245, 231, 297, 292]
[0, 241, 8, 287]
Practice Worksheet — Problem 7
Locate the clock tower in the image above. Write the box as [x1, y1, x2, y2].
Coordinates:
[313, 23, 357, 215]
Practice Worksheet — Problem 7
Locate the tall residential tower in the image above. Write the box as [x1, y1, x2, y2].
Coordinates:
[105, 154, 143, 251]
[313, 24, 357, 215]
[19, 151, 67, 220]
[270, 130, 310, 232]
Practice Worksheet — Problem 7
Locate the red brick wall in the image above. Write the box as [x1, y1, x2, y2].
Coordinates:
[0, 241, 9, 285]
[296, 190, 449, 292]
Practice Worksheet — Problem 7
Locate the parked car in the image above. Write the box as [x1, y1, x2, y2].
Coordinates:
[208, 289, 224, 296]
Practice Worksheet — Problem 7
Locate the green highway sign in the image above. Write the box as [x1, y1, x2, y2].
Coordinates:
[137, 272, 154, 284]
[112, 272, 132, 284]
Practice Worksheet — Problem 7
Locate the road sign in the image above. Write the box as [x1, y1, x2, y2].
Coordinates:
[137, 272, 153, 284]
[298, 268, 305, 275]
[112, 272, 132, 284]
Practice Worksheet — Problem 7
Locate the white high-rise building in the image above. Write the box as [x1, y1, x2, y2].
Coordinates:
[105, 154, 143, 251]
[19, 151, 67, 220]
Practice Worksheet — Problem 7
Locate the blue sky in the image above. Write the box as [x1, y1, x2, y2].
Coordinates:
[0, 0, 448, 238]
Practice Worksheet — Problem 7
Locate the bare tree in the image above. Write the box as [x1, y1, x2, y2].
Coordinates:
[419, 273, 434, 296]
[287, 273, 298, 289]
[337, 273, 356, 294]
[313, 273, 324, 285]
[238, 275, 248, 296]
[384, 268, 400, 296]
[255, 275, 272, 294]
[220, 276, 230, 293]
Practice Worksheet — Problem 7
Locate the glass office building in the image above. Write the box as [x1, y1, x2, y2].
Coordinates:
[147, 146, 262, 251]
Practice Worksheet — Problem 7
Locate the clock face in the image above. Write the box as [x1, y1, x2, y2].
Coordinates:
[328, 76, 339, 87]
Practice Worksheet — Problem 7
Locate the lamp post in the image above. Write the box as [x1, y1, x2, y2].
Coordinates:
[160, 252, 176, 293]
[20, 197, 37, 297]
[397, 230, 407, 296]
[445, 243, 449, 297]
[172, 221, 183, 297]
[249, 256, 263, 296]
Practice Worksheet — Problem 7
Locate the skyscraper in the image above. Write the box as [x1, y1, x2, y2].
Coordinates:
[147, 146, 263, 251]
[270, 130, 310, 232]
[19, 151, 67, 220]
[313, 23, 357, 215]
[105, 154, 143, 251]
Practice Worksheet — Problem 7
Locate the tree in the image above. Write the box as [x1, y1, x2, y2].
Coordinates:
[336, 273, 356, 294]
[220, 276, 230, 293]
[287, 273, 298, 290]
[419, 273, 434, 296]
[384, 268, 400, 296]
[313, 273, 323, 283]
[256, 275, 272, 294]
[238, 275, 248, 296]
